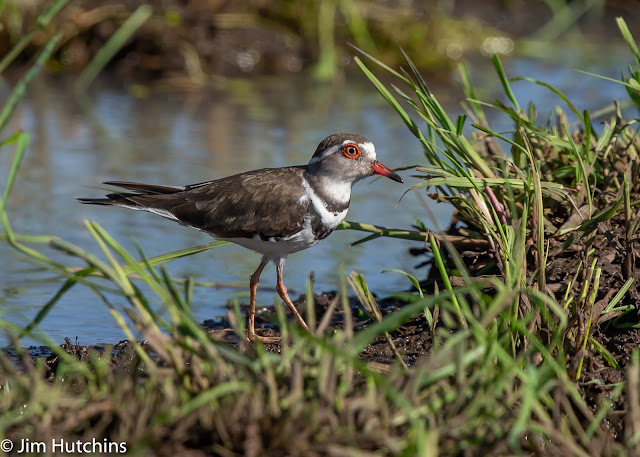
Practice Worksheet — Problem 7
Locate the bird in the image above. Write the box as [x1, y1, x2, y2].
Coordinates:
[77, 133, 403, 342]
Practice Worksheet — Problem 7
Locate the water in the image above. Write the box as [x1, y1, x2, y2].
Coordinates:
[0, 46, 631, 346]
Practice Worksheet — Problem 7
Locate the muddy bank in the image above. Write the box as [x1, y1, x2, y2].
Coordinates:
[7, 289, 430, 372]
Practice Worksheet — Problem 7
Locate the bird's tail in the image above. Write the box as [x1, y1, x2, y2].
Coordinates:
[76, 181, 186, 208]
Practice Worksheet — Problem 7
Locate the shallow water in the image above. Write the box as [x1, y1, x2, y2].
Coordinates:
[0, 47, 631, 346]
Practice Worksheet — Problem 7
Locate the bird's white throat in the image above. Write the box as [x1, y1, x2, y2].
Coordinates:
[301, 177, 350, 228]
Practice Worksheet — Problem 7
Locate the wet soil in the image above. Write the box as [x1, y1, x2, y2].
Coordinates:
[9, 290, 432, 375]
[202, 291, 433, 366]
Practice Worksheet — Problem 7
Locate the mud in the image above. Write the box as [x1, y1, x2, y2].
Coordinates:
[201, 291, 432, 365]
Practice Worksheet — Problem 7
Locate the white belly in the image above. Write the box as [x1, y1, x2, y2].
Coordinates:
[221, 218, 322, 261]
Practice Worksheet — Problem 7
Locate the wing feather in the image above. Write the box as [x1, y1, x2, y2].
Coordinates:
[120, 167, 310, 238]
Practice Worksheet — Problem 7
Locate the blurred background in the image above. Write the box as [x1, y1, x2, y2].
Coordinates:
[4, 0, 640, 84]
[0, 0, 637, 344]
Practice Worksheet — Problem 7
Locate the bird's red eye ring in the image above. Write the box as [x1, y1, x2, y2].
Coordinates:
[342, 144, 361, 159]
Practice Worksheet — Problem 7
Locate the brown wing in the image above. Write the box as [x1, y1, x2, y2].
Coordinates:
[106, 167, 311, 239]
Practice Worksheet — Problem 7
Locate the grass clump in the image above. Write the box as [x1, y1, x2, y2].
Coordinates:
[348, 14, 640, 454]
[3, 3, 640, 456]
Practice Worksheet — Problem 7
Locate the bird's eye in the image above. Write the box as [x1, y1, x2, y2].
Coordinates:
[342, 144, 361, 159]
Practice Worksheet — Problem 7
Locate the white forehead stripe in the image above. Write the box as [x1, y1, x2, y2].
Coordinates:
[359, 141, 376, 157]
[308, 139, 376, 165]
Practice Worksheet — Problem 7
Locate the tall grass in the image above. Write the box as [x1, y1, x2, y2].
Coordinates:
[1, 3, 640, 456]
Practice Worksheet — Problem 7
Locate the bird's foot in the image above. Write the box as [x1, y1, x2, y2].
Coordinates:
[247, 330, 281, 344]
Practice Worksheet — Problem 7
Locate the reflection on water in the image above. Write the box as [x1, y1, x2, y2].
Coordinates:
[0, 50, 630, 345]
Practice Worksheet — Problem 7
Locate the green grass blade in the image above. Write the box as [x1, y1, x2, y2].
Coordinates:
[1, 133, 61, 266]
[348, 43, 409, 82]
[617, 17, 640, 67]
[19, 273, 88, 337]
[0, 0, 68, 74]
[382, 269, 424, 299]
[1, 132, 29, 210]
[0, 35, 61, 134]
[312, 0, 337, 81]
[574, 69, 640, 91]
[458, 61, 487, 123]
[429, 234, 467, 329]
[492, 54, 520, 112]
[516, 76, 584, 123]
[77, 4, 153, 90]
[353, 57, 422, 138]
[602, 277, 634, 314]
[120, 241, 231, 274]
[340, 1, 376, 55]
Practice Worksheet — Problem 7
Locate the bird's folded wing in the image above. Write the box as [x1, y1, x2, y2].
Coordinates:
[122, 168, 311, 239]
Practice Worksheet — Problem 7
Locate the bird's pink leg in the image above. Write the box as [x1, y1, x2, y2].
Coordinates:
[247, 258, 280, 343]
[275, 258, 310, 331]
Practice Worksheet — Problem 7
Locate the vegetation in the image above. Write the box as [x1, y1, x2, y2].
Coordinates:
[0, 0, 619, 84]
[2, 1, 640, 456]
